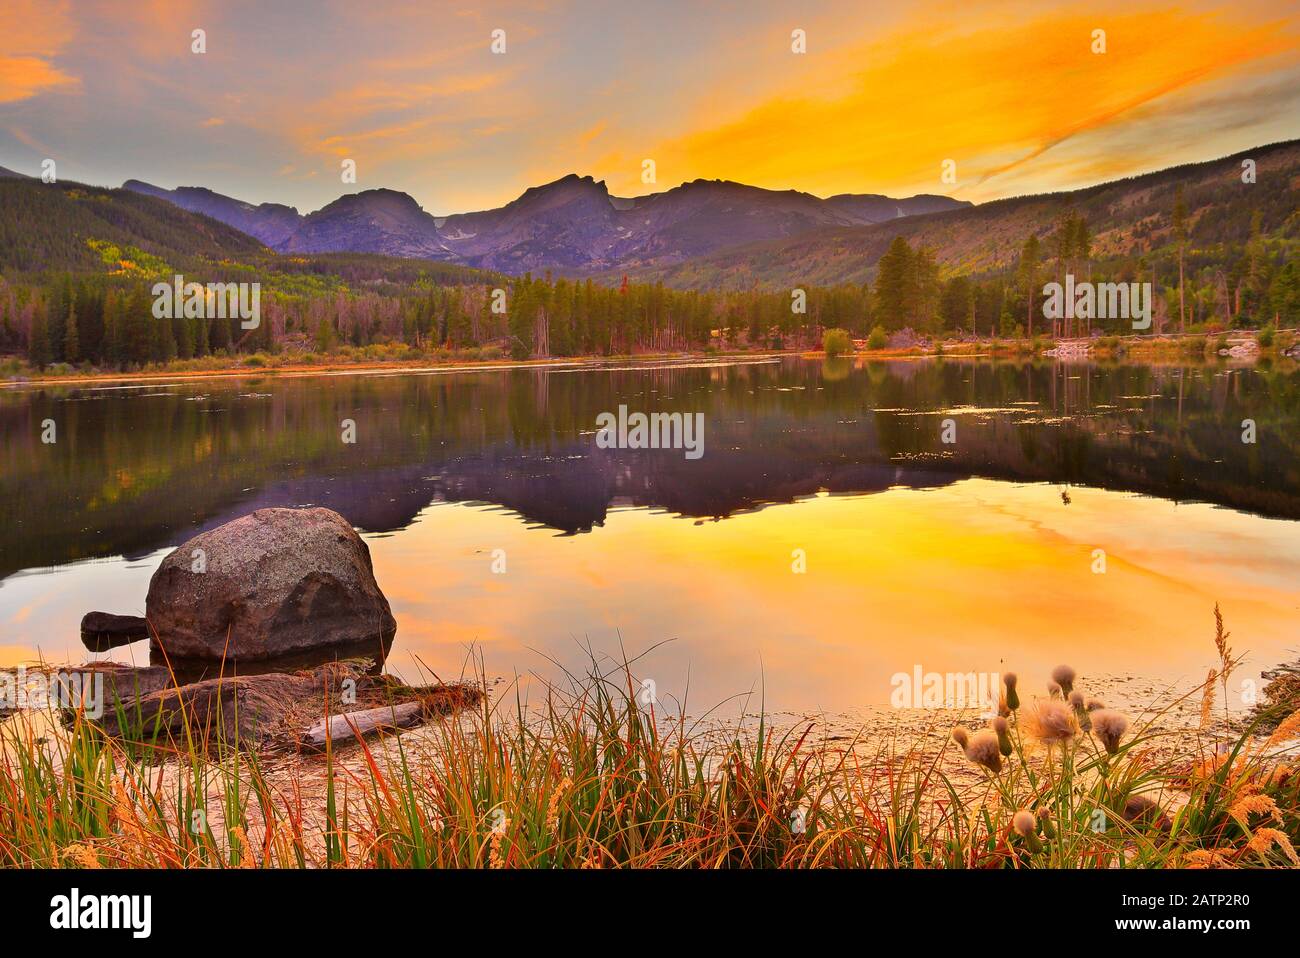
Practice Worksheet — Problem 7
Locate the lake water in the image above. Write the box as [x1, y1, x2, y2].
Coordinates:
[2, 356, 1298, 716]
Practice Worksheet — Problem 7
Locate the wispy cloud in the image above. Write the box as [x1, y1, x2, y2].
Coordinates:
[0, 1, 79, 103]
[652, 5, 1298, 201]
[3, 0, 1297, 212]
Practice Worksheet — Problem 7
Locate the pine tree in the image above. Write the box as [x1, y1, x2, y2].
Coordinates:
[121, 286, 151, 364]
[448, 292, 474, 348]
[1017, 234, 1041, 339]
[874, 237, 915, 329]
[1072, 217, 1092, 332]
[508, 277, 535, 359]
[155, 304, 177, 361]
[194, 316, 210, 356]
[210, 312, 232, 353]
[28, 299, 51, 368]
[940, 276, 973, 333]
[912, 245, 939, 330]
[63, 299, 79, 363]
[101, 289, 120, 367]
[315, 315, 337, 353]
[174, 314, 194, 359]
[1269, 261, 1299, 325]
[1173, 186, 1187, 333]
[1053, 210, 1077, 336]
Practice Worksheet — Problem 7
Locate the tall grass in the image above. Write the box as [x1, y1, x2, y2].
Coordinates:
[2, 613, 1297, 869]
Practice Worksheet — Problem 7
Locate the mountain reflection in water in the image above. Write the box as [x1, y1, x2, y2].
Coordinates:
[1, 357, 1297, 712]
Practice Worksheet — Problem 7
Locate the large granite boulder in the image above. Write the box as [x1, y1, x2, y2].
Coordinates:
[146, 507, 396, 661]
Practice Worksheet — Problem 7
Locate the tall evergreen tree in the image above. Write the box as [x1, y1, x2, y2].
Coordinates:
[939, 276, 973, 332]
[28, 299, 51, 368]
[63, 298, 79, 363]
[874, 237, 915, 329]
[1017, 234, 1042, 339]
[1173, 186, 1188, 333]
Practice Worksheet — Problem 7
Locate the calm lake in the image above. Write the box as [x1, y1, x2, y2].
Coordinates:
[2, 356, 1298, 716]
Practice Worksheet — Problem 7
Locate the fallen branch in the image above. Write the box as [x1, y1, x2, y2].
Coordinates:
[299, 701, 425, 750]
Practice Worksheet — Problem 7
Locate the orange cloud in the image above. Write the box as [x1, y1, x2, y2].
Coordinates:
[316, 116, 453, 158]
[0, 56, 77, 104]
[0, 0, 79, 103]
[644, 6, 1299, 201]
[10, 0, 1296, 214]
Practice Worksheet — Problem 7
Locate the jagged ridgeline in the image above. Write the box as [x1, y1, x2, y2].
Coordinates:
[0, 173, 867, 367]
[633, 140, 1300, 292]
[0, 177, 508, 366]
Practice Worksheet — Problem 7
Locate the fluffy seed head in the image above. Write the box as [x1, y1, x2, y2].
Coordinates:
[992, 714, 1014, 756]
[1086, 697, 1107, 712]
[1047, 681, 1062, 698]
[1051, 664, 1077, 694]
[1002, 672, 1020, 710]
[951, 726, 970, 749]
[1012, 810, 1037, 837]
[1069, 690, 1091, 730]
[1092, 709, 1129, 754]
[964, 729, 1003, 773]
[1037, 807, 1057, 839]
[1022, 698, 1079, 746]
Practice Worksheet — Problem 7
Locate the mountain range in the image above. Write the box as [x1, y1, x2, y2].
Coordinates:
[3, 139, 1295, 289]
[120, 174, 968, 275]
[631, 140, 1300, 289]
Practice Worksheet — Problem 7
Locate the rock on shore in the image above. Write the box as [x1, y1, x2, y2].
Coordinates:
[146, 507, 397, 662]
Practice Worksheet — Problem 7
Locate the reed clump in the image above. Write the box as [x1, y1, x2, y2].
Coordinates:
[1, 608, 1297, 869]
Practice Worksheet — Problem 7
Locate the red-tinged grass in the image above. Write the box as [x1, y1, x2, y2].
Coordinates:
[1, 609, 1297, 869]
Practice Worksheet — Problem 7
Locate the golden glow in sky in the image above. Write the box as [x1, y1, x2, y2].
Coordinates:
[1, 0, 1297, 213]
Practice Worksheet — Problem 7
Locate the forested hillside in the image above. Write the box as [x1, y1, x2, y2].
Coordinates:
[1, 140, 1297, 375]
[635, 141, 1300, 291]
[0, 179, 266, 273]
[0, 176, 868, 368]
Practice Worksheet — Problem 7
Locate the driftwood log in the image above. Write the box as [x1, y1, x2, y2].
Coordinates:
[91, 660, 481, 751]
[299, 701, 425, 750]
[80, 612, 151, 652]
[96, 666, 348, 746]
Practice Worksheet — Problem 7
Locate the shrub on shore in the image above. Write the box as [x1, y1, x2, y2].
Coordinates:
[822, 328, 853, 358]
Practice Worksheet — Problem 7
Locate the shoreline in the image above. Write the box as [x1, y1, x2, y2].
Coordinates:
[4, 329, 1296, 389]
[0, 351, 786, 389]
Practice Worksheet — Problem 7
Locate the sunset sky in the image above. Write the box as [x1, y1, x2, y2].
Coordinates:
[1, 0, 1298, 215]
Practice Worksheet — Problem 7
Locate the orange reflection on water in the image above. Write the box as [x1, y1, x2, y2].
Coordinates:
[368, 478, 1300, 715]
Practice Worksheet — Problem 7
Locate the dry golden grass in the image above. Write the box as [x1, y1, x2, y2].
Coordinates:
[1, 608, 1297, 869]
